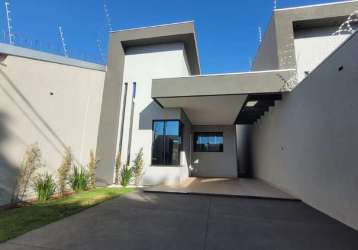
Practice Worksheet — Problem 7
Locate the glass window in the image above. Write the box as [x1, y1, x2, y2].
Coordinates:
[152, 120, 181, 166]
[194, 132, 223, 152]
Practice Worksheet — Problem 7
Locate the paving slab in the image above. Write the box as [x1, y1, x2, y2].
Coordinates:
[1, 191, 357, 250]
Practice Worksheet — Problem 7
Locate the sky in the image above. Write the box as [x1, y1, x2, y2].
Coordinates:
[0, 0, 346, 73]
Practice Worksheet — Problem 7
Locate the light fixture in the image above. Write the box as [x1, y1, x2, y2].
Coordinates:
[246, 100, 258, 107]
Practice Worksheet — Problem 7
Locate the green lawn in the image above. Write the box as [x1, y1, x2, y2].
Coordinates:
[0, 187, 133, 242]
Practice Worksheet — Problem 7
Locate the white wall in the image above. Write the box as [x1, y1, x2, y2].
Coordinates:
[120, 43, 191, 185]
[0, 55, 105, 205]
[191, 125, 237, 178]
[252, 32, 358, 230]
[294, 26, 349, 81]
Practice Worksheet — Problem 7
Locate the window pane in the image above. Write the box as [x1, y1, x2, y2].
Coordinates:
[194, 133, 224, 152]
[152, 121, 165, 165]
[165, 121, 179, 136]
[165, 136, 180, 165]
[152, 120, 181, 166]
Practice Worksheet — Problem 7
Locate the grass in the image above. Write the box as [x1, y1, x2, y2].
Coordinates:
[0, 187, 133, 242]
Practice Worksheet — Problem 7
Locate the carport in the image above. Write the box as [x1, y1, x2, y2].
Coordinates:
[151, 68, 296, 184]
[152, 69, 296, 125]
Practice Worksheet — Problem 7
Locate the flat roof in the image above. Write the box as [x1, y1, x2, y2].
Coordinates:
[111, 21, 201, 75]
[152, 69, 296, 98]
[152, 69, 296, 125]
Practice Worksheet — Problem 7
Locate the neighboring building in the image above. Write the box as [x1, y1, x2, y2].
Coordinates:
[0, 1, 358, 230]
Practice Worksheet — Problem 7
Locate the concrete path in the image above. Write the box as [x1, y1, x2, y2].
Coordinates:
[1, 191, 358, 250]
[144, 178, 296, 200]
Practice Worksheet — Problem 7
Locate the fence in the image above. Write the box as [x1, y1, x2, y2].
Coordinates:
[0, 30, 107, 65]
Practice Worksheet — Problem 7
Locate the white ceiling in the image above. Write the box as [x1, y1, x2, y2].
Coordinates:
[157, 95, 247, 125]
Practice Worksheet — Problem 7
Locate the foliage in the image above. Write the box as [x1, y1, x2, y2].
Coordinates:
[57, 147, 73, 196]
[120, 165, 134, 187]
[69, 166, 90, 192]
[88, 150, 97, 189]
[133, 148, 144, 186]
[12, 143, 42, 203]
[32, 173, 56, 202]
[114, 152, 122, 184]
[0, 188, 133, 242]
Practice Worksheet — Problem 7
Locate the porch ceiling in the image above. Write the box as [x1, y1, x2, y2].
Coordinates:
[152, 69, 296, 125]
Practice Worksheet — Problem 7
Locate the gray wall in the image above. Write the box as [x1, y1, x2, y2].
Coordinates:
[252, 1, 358, 71]
[191, 125, 237, 178]
[251, 32, 358, 230]
[95, 32, 125, 185]
[252, 18, 279, 71]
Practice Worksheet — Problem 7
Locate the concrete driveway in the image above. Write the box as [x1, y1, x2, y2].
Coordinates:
[1, 191, 358, 250]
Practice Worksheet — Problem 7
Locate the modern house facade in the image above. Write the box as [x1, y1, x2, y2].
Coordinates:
[0, 1, 358, 230]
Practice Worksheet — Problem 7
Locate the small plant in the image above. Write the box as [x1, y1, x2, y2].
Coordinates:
[133, 148, 144, 186]
[57, 147, 73, 196]
[69, 166, 90, 192]
[12, 143, 42, 203]
[32, 173, 56, 201]
[120, 165, 133, 187]
[114, 152, 122, 184]
[88, 150, 97, 189]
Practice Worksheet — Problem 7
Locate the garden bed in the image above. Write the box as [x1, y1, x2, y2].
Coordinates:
[0, 187, 133, 242]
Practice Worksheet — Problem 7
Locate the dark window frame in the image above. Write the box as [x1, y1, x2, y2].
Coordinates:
[193, 132, 224, 152]
[151, 119, 183, 166]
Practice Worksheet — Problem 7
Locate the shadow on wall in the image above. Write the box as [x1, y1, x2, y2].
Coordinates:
[0, 67, 80, 204]
[139, 102, 191, 182]
[139, 101, 181, 130]
[237, 125, 253, 178]
[0, 111, 18, 205]
[0, 69, 68, 156]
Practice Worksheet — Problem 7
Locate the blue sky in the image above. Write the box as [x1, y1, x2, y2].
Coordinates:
[0, 0, 344, 73]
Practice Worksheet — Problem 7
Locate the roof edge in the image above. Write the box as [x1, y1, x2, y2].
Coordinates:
[275, 0, 357, 12]
[0, 43, 106, 72]
[111, 21, 201, 75]
[111, 21, 195, 33]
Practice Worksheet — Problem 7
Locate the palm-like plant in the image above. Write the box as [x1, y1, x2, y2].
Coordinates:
[120, 165, 133, 187]
[69, 166, 90, 192]
[33, 173, 56, 201]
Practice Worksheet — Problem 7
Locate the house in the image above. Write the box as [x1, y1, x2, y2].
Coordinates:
[0, 1, 357, 230]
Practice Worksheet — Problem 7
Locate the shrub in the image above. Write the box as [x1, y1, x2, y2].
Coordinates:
[133, 148, 144, 186]
[12, 143, 42, 203]
[114, 152, 121, 184]
[57, 147, 73, 196]
[32, 173, 56, 201]
[88, 150, 97, 188]
[120, 165, 133, 187]
[69, 166, 90, 192]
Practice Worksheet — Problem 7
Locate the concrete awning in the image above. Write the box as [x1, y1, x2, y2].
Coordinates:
[152, 69, 296, 125]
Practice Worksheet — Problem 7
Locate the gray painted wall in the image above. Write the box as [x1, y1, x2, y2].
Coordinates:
[252, 18, 279, 71]
[95, 32, 125, 186]
[191, 125, 237, 178]
[252, 1, 358, 71]
[251, 32, 358, 230]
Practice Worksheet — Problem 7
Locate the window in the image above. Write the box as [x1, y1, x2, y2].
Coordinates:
[152, 120, 182, 166]
[194, 132, 223, 152]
